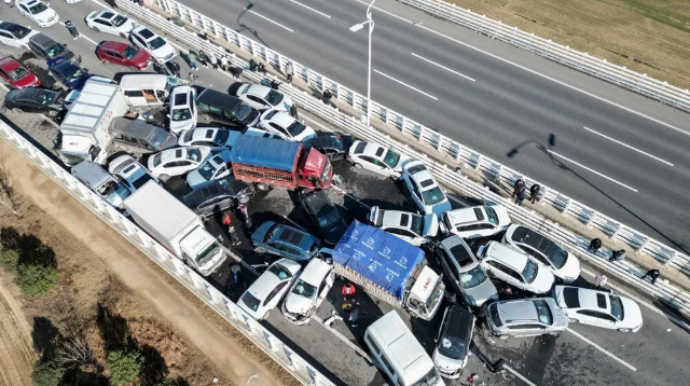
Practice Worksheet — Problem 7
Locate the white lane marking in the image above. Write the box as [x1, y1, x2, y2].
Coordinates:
[503, 364, 539, 386]
[546, 150, 638, 192]
[373, 69, 438, 100]
[313, 315, 372, 361]
[59, 22, 99, 46]
[411, 53, 475, 82]
[413, 25, 690, 137]
[247, 10, 295, 32]
[352, 0, 413, 23]
[566, 328, 637, 371]
[580, 268, 690, 333]
[290, 0, 331, 19]
[582, 126, 674, 167]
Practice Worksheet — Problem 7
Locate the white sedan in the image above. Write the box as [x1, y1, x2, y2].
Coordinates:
[147, 147, 209, 181]
[186, 150, 233, 189]
[85, 10, 137, 37]
[108, 154, 159, 192]
[282, 258, 334, 325]
[228, 82, 294, 112]
[168, 86, 197, 134]
[15, 0, 59, 28]
[130, 26, 176, 64]
[553, 286, 643, 332]
[369, 206, 439, 246]
[346, 140, 410, 179]
[238, 259, 302, 321]
[258, 110, 316, 141]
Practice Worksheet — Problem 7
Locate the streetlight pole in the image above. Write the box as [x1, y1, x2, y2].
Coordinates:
[350, 0, 376, 126]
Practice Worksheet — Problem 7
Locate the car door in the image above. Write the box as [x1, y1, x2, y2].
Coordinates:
[0, 67, 10, 84]
[407, 179, 424, 212]
[574, 310, 600, 326]
[106, 49, 126, 65]
[266, 241, 283, 256]
[263, 281, 289, 313]
[19, 4, 31, 17]
[0, 30, 16, 47]
[244, 94, 266, 110]
[268, 122, 291, 139]
[357, 155, 382, 174]
[214, 163, 231, 180]
[485, 261, 518, 288]
[95, 18, 115, 34]
[132, 33, 146, 51]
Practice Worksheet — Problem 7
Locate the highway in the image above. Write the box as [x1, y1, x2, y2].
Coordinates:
[173, 0, 690, 255]
[1, 1, 690, 386]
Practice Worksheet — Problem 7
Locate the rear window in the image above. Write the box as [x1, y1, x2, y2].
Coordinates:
[139, 28, 155, 39]
[174, 92, 188, 106]
[596, 293, 607, 309]
[354, 142, 367, 154]
[406, 164, 426, 175]
[420, 179, 434, 188]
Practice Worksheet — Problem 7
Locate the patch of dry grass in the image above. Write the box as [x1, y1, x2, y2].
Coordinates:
[444, 0, 690, 89]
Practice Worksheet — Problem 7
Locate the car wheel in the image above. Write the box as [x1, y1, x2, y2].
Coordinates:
[254, 247, 266, 254]
[129, 66, 140, 71]
[159, 174, 170, 182]
[568, 318, 579, 323]
[238, 194, 250, 204]
[618, 328, 631, 333]
[256, 183, 272, 192]
[91, 25, 100, 32]
[353, 163, 363, 169]
[12, 108, 23, 114]
[120, 32, 127, 38]
[549, 331, 562, 337]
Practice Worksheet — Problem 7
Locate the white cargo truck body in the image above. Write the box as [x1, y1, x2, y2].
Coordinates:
[123, 181, 226, 276]
[58, 79, 129, 165]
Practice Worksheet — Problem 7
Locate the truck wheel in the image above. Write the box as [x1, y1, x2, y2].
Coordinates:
[353, 163, 363, 169]
[256, 183, 271, 192]
[238, 195, 250, 204]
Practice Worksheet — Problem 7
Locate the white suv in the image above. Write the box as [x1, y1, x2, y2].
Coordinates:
[369, 206, 439, 246]
[443, 205, 511, 239]
[478, 241, 554, 294]
[401, 161, 451, 218]
[130, 26, 176, 64]
[168, 86, 197, 134]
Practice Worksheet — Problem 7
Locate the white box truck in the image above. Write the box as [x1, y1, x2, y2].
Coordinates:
[58, 79, 128, 166]
[123, 181, 226, 276]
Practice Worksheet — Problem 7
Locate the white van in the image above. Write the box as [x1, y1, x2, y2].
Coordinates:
[364, 311, 445, 386]
[119, 74, 173, 107]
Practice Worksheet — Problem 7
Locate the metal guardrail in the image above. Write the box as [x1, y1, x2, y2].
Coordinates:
[120, 0, 690, 317]
[398, 0, 690, 114]
[144, 0, 690, 274]
[0, 125, 335, 386]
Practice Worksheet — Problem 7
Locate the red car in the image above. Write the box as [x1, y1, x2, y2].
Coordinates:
[96, 41, 152, 70]
[0, 57, 40, 89]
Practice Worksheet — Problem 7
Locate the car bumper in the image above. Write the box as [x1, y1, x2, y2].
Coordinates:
[38, 17, 60, 28]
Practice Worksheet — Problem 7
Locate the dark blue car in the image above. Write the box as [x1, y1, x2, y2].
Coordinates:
[48, 58, 90, 90]
[251, 221, 321, 262]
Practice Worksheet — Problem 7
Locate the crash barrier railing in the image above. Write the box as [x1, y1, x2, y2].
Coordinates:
[398, 0, 690, 114]
[0, 121, 335, 386]
[136, 0, 690, 273]
[118, 0, 690, 318]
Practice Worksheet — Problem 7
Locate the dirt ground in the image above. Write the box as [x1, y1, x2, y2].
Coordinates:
[0, 139, 297, 385]
[445, 0, 690, 89]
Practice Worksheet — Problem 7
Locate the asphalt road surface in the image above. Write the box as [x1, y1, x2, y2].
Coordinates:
[1, 1, 689, 386]
[172, 0, 690, 257]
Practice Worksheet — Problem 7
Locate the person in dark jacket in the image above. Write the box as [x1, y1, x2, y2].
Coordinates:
[588, 238, 602, 254]
[513, 178, 525, 197]
[106, 0, 118, 8]
[65, 21, 80, 40]
[530, 184, 541, 204]
[641, 269, 660, 285]
[323, 89, 333, 105]
[515, 188, 527, 206]
[609, 249, 626, 263]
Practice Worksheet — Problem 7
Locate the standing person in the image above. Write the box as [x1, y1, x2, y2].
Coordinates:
[248, 59, 258, 71]
[170, 61, 181, 78]
[323, 89, 333, 105]
[207, 50, 218, 69]
[198, 50, 209, 69]
[515, 188, 527, 206]
[258, 62, 267, 75]
[105, 0, 118, 8]
[222, 213, 241, 246]
[641, 269, 661, 285]
[530, 183, 541, 204]
[229, 66, 242, 79]
[588, 238, 602, 254]
[609, 249, 626, 263]
[290, 104, 299, 120]
[65, 21, 80, 40]
[285, 62, 294, 83]
[594, 273, 608, 289]
[219, 54, 230, 72]
[270, 79, 281, 90]
[187, 51, 199, 71]
[512, 178, 525, 197]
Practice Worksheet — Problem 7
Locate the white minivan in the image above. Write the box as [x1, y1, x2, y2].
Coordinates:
[364, 311, 445, 386]
[119, 74, 173, 108]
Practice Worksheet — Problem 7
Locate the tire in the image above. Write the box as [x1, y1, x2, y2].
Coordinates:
[91, 25, 99, 32]
[129, 66, 140, 71]
[618, 328, 631, 333]
[12, 108, 23, 114]
[256, 183, 271, 192]
[159, 174, 170, 182]
[568, 318, 579, 324]
[353, 163, 363, 169]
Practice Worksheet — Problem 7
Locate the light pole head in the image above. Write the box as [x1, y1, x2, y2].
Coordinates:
[349, 23, 365, 32]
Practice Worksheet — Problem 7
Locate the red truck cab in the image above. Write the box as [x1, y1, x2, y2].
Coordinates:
[230, 136, 332, 190]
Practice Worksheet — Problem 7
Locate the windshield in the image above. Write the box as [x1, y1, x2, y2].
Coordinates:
[12, 26, 31, 39]
[151, 153, 162, 168]
[231, 103, 252, 121]
[485, 207, 499, 225]
[317, 206, 340, 229]
[438, 321, 468, 360]
[131, 174, 153, 190]
[8, 67, 29, 81]
[534, 300, 553, 325]
[383, 149, 401, 168]
[421, 186, 445, 206]
[544, 242, 568, 269]
[197, 160, 218, 180]
[268, 263, 293, 280]
[264, 224, 279, 243]
[122, 45, 138, 59]
[194, 242, 220, 267]
[460, 265, 488, 289]
[67, 68, 85, 82]
[265, 89, 283, 105]
[425, 279, 444, 310]
[187, 149, 202, 162]
[45, 43, 66, 58]
[409, 214, 424, 236]
[410, 368, 441, 386]
[286, 121, 306, 137]
[609, 296, 624, 320]
[148, 37, 167, 50]
[240, 292, 261, 311]
[522, 259, 539, 283]
[112, 15, 128, 27]
[291, 279, 317, 299]
[29, 3, 49, 14]
[214, 129, 229, 146]
[172, 108, 192, 122]
[149, 130, 170, 149]
[37, 90, 56, 105]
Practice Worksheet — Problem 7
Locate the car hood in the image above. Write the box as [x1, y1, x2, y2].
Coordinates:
[432, 349, 466, 373]
[35, 8, 58, 22]
[13, 72, 40, 88]
[284, 294, 314, 315]
[553, 252, 581, 283]
[492, 205, 512, 227]
[465, 278, 498, 307]
[151, 42, 175, 58]
[620, 297, 643, 329]
[530, 266, 555, 294]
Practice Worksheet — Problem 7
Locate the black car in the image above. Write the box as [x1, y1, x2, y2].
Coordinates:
[432, 306, 475, 378]
[303, 134, 354, 161]
[27, 33, 77, 62]
[180, 176, 255, 216]
[192, 85, 260, 129]
[3, 87, 65, 113]
[300, 190, 348, 246]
